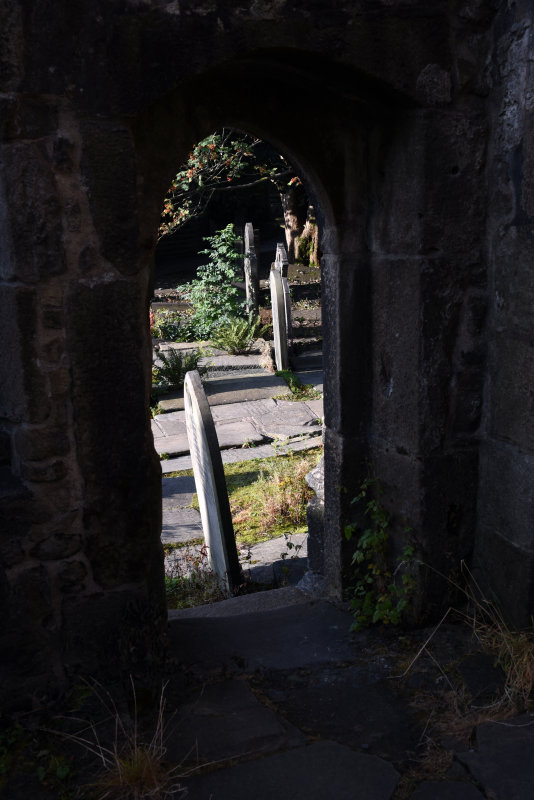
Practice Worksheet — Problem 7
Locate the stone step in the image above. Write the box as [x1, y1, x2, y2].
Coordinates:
[157, 370, 289, 411]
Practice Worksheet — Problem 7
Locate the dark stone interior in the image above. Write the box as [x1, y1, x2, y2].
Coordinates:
[1, 0, 533, 706]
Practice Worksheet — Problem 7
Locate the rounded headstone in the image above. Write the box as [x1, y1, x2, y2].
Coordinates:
[183, 370, 242, 592]
[270, 267, 288, 371]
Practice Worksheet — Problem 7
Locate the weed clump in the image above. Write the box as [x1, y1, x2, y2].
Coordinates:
[153, 348, 207, 390]
[210, 312, 267, 355]
[230, 451, 317, 544]
[164, 544, 227, 609]
[273, 369, 321, 401]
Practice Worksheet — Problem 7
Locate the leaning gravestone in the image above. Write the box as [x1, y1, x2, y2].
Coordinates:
[183, 370, 242, 592]
[282, 273, 292, 339]
[244, 222, 259, 314]
[272, 243, 292, 339]
[270, 267, 289, 371]
[274, 242, 289, 277]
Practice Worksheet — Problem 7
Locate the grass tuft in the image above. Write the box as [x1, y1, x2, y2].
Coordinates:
[47, 679, 187, 800]
[165, 544, 227, 609]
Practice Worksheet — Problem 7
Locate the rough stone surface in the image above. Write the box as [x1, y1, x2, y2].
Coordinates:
[166, 678, 305, 765]
[2, 0, 534, 706]
[182, 740, 399, 800]
[409, 781, 484, 800]
[168, 600, 357, 672]
[456, 717, 534, 800]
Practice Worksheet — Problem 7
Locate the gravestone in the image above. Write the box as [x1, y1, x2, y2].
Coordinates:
[274, 242, 289, 277]
[183, 370, 242, 592]
[244, 222, 259, 314]
[282, 273, 292, 339]
[270, 267, 289, 371]
[273, 243, 291, 337]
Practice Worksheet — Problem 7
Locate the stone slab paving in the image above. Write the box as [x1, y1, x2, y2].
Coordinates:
[161, 434, 322, 473]
[165, 593, 534, 800]
[168, 585, 310, 619]
[166, 678, 305, 766]
[182, 741, 399, 800]
[162, 474, 202, 545]
[158, 371, 289, 411]
[239, 533, 308, 587]
[255, 398, 322, 439]
[162, 473, 196, 505]
[291, 349, 324, 393]
[456, 716, 534, 800]
[211, 397, 277, 421]
[161, 507, 202, 544]
[153, 417, 265, 456]
[409, 782, 485, 799]
[154, 394, 323, 459]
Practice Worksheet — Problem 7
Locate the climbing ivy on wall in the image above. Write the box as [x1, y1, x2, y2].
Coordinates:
[345, 479, 415, 631]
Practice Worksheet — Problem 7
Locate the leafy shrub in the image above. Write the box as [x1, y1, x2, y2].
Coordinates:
[181, 224, 245, 340]
[155, 348, 206, 388]
[210, 312, 268, 354]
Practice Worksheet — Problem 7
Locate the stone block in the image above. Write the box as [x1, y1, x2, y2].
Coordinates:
[456, 715, 534, 800]
[80, 120, 139, 275]
[14, 426, 69, 462]
[0, 95, 58, 142]
[0, 285, 50, 423]
[58, 559, 88, 593]
[42, 336, 64, 363]
[10, 566, 52, 627]
[477, 440, 534, 552]
[0, 429, 10, 464]
[488, 333, 534, 451]
[371, 256, 420, 453]
[29, 531, 83, 561]
[474, 522, 534, 629]
[493, 226, 534, 329]
[21, 460, 68, 483]
[0, 1, 23, 94]
[0, 141, 65, 281]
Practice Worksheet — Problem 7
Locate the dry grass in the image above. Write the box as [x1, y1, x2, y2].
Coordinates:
[464, 601, 534, 710]
[401, 563, 534, 714]
[393, 740, 454, 800]
[165, 544, 227, 610]
[389, 562, 534, 797]
[253, 456, 313, 529]
[52, 679, 187, 800]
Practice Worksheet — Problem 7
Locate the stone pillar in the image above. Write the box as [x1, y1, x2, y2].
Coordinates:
[0, 106, 167, 707]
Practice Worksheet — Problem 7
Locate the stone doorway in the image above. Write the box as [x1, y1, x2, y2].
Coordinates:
[3, 1, 511, 708]
[148, 126, 326, 607]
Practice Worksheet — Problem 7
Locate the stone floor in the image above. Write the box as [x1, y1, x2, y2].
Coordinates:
[163, 590, 534, 800]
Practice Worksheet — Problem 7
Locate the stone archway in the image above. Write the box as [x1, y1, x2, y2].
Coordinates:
[5, 2, 525, 710]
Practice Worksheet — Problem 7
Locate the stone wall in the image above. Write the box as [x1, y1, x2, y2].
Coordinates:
[1, 0, 532, 706]
[475, 0, 534, 626]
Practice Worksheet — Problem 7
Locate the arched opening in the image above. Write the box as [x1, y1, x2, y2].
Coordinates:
[132, 52, 358, 609]
[148, 125, 325, 605]
[132, 49, 484, 623]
